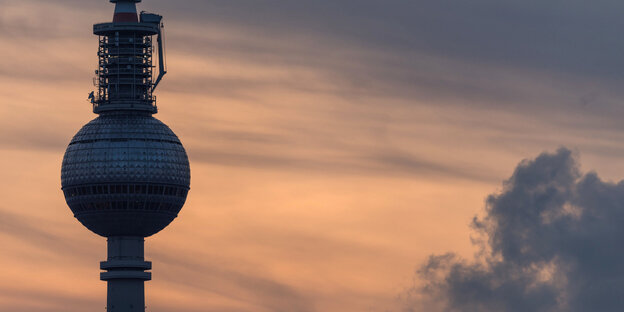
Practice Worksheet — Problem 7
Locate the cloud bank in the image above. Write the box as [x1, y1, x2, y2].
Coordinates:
[404, 148, 624, 311]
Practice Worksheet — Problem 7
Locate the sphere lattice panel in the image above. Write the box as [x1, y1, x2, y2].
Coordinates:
[61, 113, 191, 237]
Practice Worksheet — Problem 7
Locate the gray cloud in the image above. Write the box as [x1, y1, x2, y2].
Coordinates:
[149, 0, 624, 87]
[155, 0, 624, 79]
[401, 148, 624, 311]
[143, 0, 624, 134]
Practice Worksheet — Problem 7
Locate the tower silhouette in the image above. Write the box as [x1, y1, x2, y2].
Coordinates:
[60, 1, 190, 311]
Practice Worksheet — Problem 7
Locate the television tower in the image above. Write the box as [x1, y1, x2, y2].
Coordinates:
[61, 1, 190, 311]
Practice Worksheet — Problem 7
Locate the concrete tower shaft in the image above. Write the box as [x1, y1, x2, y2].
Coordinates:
[101, 237, 151, 312]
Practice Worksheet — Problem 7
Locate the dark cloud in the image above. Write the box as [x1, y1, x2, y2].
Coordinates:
[156, 0, 624, 79]
[401, 148, 624, 311]
[145, 0, 624, 125]
[146, 0, 624, 85]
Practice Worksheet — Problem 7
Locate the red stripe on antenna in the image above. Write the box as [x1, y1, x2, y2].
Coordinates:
[113, 12, 138, 23]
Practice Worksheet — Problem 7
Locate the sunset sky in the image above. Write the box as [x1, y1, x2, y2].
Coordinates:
[4, 1, 624, 311]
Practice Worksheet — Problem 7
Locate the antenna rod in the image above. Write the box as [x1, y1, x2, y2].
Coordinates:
[153, 18, 167, 92]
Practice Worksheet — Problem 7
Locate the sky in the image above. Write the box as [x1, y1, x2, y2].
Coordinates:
[4, 0, 624, 311]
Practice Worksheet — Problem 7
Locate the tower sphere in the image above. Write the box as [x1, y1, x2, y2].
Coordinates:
[61, 113, 190, 237]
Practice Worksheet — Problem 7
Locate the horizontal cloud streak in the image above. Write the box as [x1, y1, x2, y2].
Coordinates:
[189, 148, 499, 182]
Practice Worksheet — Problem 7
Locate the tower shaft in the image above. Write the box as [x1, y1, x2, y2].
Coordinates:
[101, 237, 152, 312]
